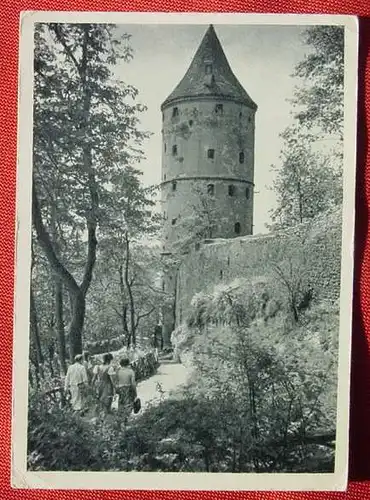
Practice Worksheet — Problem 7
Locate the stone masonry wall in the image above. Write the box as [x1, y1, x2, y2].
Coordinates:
[175, 209, 342, 326]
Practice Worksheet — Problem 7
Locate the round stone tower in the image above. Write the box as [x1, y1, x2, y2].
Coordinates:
[161, 24, 257, 250]
[160, 25, 257, 347]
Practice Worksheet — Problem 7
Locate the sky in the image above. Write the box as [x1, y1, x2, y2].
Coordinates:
[114, 24, 309, 234]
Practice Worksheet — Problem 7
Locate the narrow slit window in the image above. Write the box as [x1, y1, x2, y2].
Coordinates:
[215, 104, 223, 114]
[207, 148, 215, 159]
[172, 107, 179, 118]
[246, 187, 250, 199]
[228, 185, 235, 196]
[164, 143, 167, 152]
[172, 180, 177, 191]
[207, 183, 215, 195]
[235, 222, 241, 234]
[239, 152, 245, 164]
[164, 174, 167, 180]
[220, 269, 223, 279]
[205, 63, 213, 74]
[172, 218, 177, 226]
[172, 144, 178, 156]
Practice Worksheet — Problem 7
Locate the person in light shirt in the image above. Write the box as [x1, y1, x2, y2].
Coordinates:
[64, 354, 88, 413]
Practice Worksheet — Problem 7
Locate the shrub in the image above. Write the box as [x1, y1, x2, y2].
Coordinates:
[174, 277, 339, 473]
[27, 393, 108, 471]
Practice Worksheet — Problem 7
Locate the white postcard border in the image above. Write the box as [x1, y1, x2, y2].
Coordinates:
[12, 11, 359, 491]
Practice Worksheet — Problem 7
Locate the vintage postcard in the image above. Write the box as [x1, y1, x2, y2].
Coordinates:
[12, 11, 358, 490]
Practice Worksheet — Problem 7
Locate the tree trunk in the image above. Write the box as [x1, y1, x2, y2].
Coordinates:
[124, 232, 136, 347]
[55, 276, 67, 374]
[50, 203, 68, 375]
[297, 178, 304, 223]
[32, 183, 97, 361]
[47, 340, 55, 378]
[118, 265, 130, 341]
[69, 291, 85, 359]
[29, 285, 44, 378]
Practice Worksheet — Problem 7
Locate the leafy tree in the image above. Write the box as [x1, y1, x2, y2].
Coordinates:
[93, 172, 163, 348]
[168, 186, 228, 253]
[269, 26, 344, 230]
[269, 126, 342, 230]
[85, 239, 167, 349]
[292, 26, 344, 138]
[32, 23, 148, 358]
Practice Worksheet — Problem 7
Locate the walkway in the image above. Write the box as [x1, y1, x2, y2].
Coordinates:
[112, 361, 189, 411]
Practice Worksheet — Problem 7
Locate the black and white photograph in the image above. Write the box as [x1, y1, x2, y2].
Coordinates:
[12, 12, 357, 490]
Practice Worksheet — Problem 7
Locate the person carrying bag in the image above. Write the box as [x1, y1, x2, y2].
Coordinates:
[116, 357, 140, 420]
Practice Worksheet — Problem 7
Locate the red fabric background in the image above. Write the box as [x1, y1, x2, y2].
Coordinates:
[1, 1, 369, 498]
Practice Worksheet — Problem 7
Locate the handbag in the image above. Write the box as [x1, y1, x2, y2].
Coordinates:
[133, 397, 141, 414]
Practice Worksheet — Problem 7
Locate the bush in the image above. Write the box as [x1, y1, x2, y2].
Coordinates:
[27, 393, 108, 471]
[28, 276, 338, 473]
[86, 336, 125, 355]
[173, 277, 338, 472]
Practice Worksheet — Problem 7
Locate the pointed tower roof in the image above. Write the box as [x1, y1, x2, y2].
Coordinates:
[161, 25, 257, 110]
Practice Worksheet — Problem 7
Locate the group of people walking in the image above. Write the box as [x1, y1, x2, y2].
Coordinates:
[64, 351, 138, 419]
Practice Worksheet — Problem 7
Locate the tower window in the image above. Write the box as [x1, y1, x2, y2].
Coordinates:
[164, 174, 167, 180]
[220, 269, 223, 279]
[248, 116, 252, 123]
[228, 185, 235, 196]
[172, 218, 177, 225]
[205, 63, 213, 74]
[172, 145, 178, 156]
[239, 152, 245, 164]
[235, 222, 241, 234]
[207, 183, 215, 195]
[239, 111, 242, 119]
[162, 281, 165, 291]
[164, 143, 167, 152]
[172, 107, 179, 118]
[207, 149, 215, 159]
[246, 187, 250, 199]
[215, 104, 223, 114]
[189, 119, 193, 126]
[172, 180, 177, 191]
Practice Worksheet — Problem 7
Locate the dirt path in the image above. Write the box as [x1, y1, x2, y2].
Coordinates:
[112, 362, 189, 411]
[83, 362, 190, 423]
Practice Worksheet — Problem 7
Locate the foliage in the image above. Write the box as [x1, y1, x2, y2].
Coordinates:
[269, 26, 344, 230]
[85, 239, 166, 349]
[28, 393, 107, 471]
[292, 26, 344, 138]
[168, 186, 228, 254]
[173, 277, 338, 472]
[32, 23, 149, 359]
[269, 126, 342, 229]
[28, 271, 337, 473]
